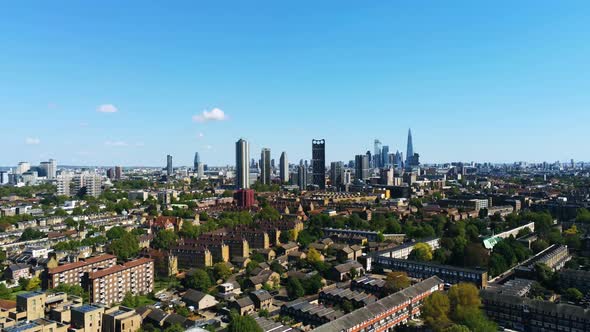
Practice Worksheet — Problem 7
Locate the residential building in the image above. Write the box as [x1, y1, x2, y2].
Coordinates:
[166, 155, 173, 176]
[236, 139, 250, 189]
[70, 305, 104, 332]
[47, 254, 118, 289]
[87, 258, 154, 305]
[102, 306, 142, 332]
[355, 154, 369, 181]
[182, 289, 218, 311]
[481, 289, 590, 332]
[312, 139, 326, 189]
[330, 161, 344, 187]
[279, 151, 288, 183]
[260, 148, 271, 185]
[313, 276, 443, 332]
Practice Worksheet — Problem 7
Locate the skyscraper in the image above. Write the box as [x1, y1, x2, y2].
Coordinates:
[381, 146, 390, 168]
[355, 154, 369, 181]
[312, 139, 326, 189]
[114, 166, 122, 180]
[297, 160, 307, 190]
[194, 152, 204, 178]
[194, 152, 200, 169]
[166, 155, 173, 176]
[279, 152, 289, 183]
[374, 139, 382, 168]
[236, 139, 250, 189]
[330, 161, 344, 187]
[405, 128, 414, 166]
[260, 148, 271, 185]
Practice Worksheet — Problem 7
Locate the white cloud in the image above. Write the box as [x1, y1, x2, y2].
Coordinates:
[25, 137, 41, 145]
[206, 145, 213, 150]
[198, 132, 204, 138]
[105, 141, 129, 147]
[97, 104, 118, 113]
[192, 107, 227, 122]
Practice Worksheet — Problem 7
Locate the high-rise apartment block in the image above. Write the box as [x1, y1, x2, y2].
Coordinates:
[88, 258, 154, 306]
[260, 148, 271, 185]
[166, 155, 173, 176]
[312, 139, 326, 189]
[279, 151, 289, 183]
[236, 139, 250, 189]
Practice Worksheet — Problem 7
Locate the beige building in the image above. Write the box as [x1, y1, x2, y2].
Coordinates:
[70, 305, 105, 332]
[102, 306, 142, 332]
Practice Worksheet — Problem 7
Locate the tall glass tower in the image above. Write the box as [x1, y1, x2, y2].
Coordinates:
[405, 129, 414, 166]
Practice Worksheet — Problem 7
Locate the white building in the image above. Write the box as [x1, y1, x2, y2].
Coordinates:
[16, 162, 30, 175]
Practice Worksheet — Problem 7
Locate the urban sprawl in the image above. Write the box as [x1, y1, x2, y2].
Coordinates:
[1, 130, 590, 332]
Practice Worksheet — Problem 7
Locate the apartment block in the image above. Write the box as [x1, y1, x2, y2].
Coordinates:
[47, 254, 118, 289]
[87, 258, 154, 306]
[313, 276, 443, 332]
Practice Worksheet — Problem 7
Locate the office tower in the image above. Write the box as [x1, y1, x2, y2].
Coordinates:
[194, 152, 204, 179]
[0, 171, 9, 185]
[106, 168, 115, 180]
[236, 139, 250, 189]
[330, 161, 344, 187]
[271, 158, 276, 169]
[115, 166, 123, 180]
[39, 159, 57, 180]
[381, 146, 390, 167]
[279, 151, 289, 183]
[194, 152, 200, 169]
[260, 148, 271, 185]
[166, 155, 173, 175]
[312, 139, 326, 189]
[343, 169, 352, 185]
[380, 168, 394, 185]
[405, 128, 414, 166]
[374, 139, 382, 168]
[16, 162, 30, 175]
[355, 154, 370, 181]
[297, 161, 307, 190]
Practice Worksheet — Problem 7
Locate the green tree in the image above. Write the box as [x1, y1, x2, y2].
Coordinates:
[0, 283, 12, 300]
[25, 277, 41, 291]
[164, 324, 185, 332]
[106, 226, 127, 240]
[227, 313, 263, 332]
[442, 325, 471, 332]
[306, 247, 322, 264]
[463, 243, 489, 268]
[448, 283, 481, 311]
[565, 288, 583, 302]
[152, 230, 178, 250]
[213, 263, 232, 281]
[531, 239, 549, 254]
[341, 299, 354, 313]
[19, 228, 44, 241]
[185, 269, 212, 291]
[286, 277, 305, 299]
[408, 242, 433, 262]
[384, 271, 410, 292]
[109, 232, 140, 260]
[421, 291, 452, 331]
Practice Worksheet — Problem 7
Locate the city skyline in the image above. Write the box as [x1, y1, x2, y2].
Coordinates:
[2, 2, 590, 166]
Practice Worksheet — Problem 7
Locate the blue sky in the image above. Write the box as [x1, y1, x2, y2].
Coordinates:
[1, 1, 589, 167]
